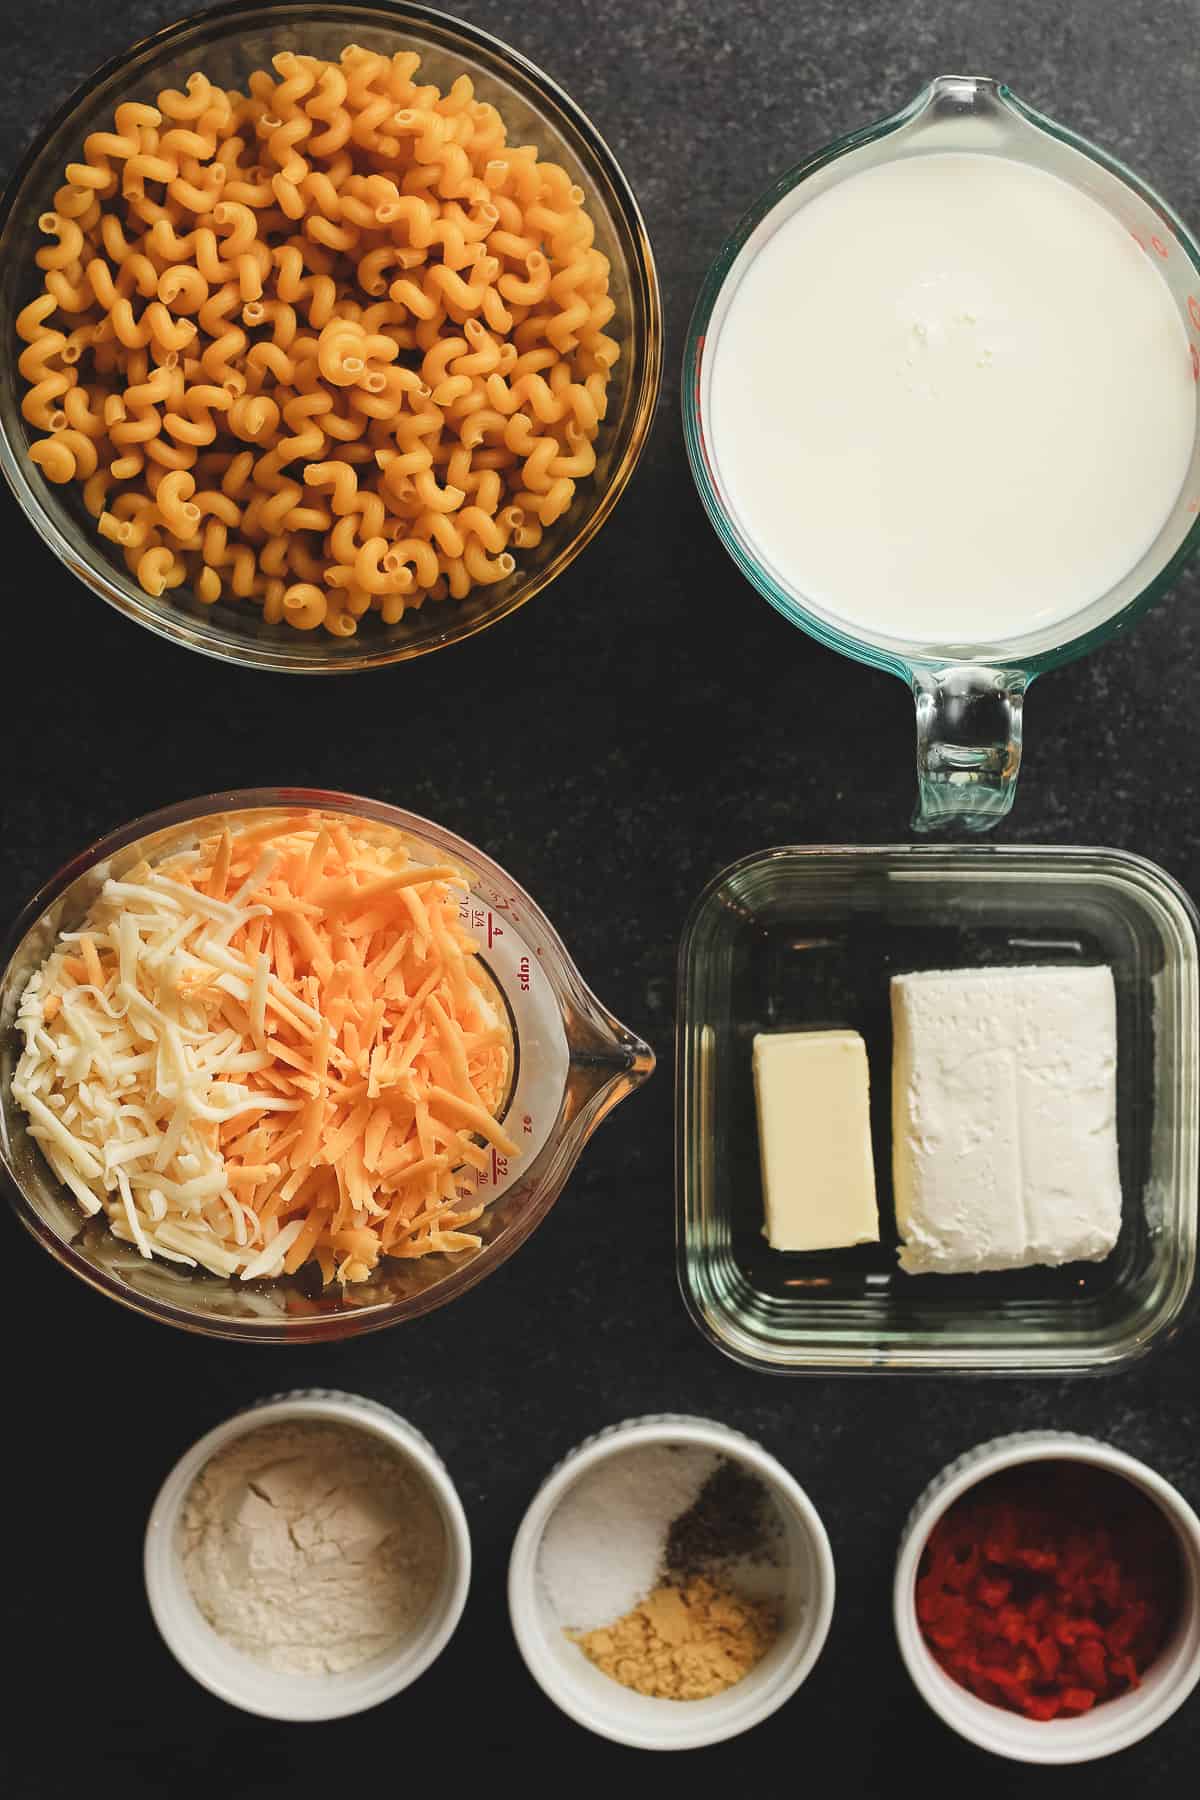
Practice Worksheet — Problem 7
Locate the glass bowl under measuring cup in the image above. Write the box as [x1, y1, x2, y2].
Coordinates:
[0, 1, 662, 673]
[0, 789, 654, 1341]
[684, 75, 1200, 833]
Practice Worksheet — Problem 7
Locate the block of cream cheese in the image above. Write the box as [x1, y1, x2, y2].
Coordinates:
[753, 1030, 879, 1251]
[891, 966, 1121, 1276]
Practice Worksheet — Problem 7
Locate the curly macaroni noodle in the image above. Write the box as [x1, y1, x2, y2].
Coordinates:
[17, 48, 619, 633]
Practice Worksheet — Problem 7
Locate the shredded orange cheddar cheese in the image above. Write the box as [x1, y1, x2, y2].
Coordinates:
[12, 812, 517, 1285]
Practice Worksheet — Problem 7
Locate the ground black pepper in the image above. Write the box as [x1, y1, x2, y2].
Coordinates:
[665, 1458, 773, 1579]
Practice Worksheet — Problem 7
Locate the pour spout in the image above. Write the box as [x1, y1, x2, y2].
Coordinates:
[565, 999, 655, 1132]
[902, 72, 1029, 150]
[928, 73, 1003, 105]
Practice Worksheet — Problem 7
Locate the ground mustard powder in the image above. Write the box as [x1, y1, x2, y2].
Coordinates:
[573, 1575, 778, 1700]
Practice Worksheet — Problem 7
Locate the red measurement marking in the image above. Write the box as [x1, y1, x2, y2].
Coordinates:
[486, 911, 503, 948]
[523, 1113, 534, 1136]
[1191, 345, 1199, 383]
[491, 1148, 509, 1182]
[1189, 296, 1200, 330]
[1131, 230, 1146, 249]
[1152, 235, 1169, 258]
[518, 955, 531, 991]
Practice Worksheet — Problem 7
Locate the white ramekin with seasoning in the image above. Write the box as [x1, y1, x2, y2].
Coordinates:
[508, 1413, 835, 1749]
[894, 1431, 1200, 1764]
[144, 1388, 471, 1720]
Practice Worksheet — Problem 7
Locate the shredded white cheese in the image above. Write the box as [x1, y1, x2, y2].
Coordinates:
[12, 862, 300, 1278]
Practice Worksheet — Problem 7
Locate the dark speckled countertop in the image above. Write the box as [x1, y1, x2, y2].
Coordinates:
[2, 2, 1198, 1794]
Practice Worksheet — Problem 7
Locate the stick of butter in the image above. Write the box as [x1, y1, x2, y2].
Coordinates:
[752, 1030, 880, 1251]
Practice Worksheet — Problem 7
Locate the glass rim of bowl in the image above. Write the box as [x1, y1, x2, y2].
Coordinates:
[675, 840, 1200, 1375]
[0, 0, 663, 673]
[0, 786, 653, 1341]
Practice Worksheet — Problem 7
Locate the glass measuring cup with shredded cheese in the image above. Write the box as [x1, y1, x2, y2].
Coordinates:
[0, 790, 653, 1340]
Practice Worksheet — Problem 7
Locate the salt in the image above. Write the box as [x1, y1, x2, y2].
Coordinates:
[537, 1444, 719, 1632]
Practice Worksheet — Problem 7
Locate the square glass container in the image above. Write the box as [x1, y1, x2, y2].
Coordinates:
[676, 846, 1199, 1373]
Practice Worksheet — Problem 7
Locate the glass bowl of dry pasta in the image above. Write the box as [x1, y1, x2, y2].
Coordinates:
[0, 789, 654, 1340]
[0, 2, 661, 671]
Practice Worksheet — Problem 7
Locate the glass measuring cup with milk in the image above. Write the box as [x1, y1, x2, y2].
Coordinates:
[684, 76, 1200, 831]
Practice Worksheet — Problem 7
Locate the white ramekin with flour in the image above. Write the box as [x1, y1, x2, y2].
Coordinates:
[144, 1388, 471, 1720]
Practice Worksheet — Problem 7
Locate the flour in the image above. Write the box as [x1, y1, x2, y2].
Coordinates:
[180, 1420, 446, 1676]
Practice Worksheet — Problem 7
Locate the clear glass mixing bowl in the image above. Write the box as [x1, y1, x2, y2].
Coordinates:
[677, 842, 1198, 1373]
[0, 2, 661, 672]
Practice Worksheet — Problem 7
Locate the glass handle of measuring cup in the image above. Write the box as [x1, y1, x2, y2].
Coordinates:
[910, 664, 1027, 834]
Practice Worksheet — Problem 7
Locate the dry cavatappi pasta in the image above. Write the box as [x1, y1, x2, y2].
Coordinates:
[17, 46, 619, 633]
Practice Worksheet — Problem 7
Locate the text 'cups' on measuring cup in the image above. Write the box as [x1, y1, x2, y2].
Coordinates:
[0, 790, 654, 1342]
[683, 75, 1200, 833]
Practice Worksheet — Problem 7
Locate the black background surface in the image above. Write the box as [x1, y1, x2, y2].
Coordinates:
[3, 2, 1199, 1794]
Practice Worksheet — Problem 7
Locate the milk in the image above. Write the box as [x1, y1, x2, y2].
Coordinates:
[707, 152, 1195, 646]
